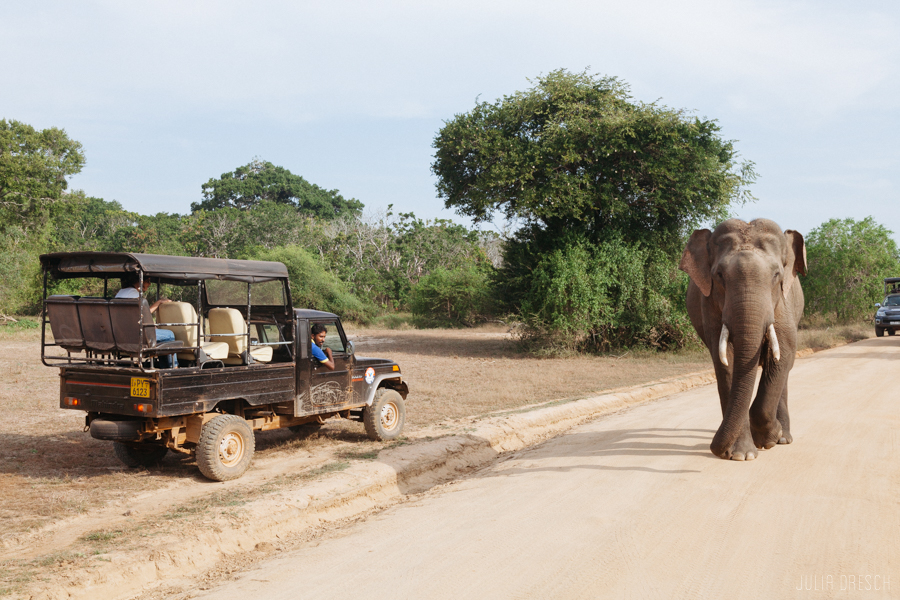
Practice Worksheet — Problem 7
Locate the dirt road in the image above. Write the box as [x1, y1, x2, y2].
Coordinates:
[191, 338, 899, 600]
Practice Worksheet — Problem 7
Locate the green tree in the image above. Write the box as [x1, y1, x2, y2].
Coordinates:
[47, 192, 133, 251]
[193, 159, 363, 219]
[432, 69, 753, 349]
[804, 217, 900, 323]
[251, 245, 375, 322]
[0, 120, 85, 229]
[432, 70, 754, 253]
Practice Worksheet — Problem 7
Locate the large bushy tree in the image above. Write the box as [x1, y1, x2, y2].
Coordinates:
[433, 70, 755, 253]
[432, 70, 755, 349]
[0, 119, 85, 229]
[804, 217, 900, 323]
[193, 159, 363, 219]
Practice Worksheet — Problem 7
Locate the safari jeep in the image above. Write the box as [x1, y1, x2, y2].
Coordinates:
[39, 252, 408, 481]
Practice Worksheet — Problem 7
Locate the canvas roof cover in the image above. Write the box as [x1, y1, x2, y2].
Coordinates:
[40, 252, 288, 284]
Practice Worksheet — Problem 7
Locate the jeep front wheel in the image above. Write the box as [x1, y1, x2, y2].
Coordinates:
[363, 389, 406, 441]
[876, 327, 885, 337]
[196, 415, 255, 481]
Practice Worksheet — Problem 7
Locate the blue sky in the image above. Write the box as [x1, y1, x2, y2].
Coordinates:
[2, 0, 897, 239]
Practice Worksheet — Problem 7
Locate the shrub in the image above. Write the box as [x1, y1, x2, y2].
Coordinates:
[0, 226, 44, 315]
[410, 264, 493, 327]
[516, 237, 696, 353]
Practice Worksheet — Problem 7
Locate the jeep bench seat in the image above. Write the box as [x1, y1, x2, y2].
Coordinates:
[208, 307, 273, 365]
[64, 297, 182, 361]
[156, 301, 228, 363]
[46, 295, 85, 352]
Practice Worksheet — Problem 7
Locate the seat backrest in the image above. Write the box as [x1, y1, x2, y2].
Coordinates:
[157, 302, 199, 347]
[208, 307, 247, 356]
[77, 297, 117, 352]
[109, 298, 157, 354]
[46, 295, 84, 351]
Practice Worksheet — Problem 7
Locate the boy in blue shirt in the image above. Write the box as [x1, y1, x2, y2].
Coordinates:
[310, 323, 335, 370]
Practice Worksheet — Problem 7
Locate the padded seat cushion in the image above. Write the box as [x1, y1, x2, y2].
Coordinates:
[158, 302, 229, 361]
[223, 345, 273, 365]
[208, 307, 272, 364]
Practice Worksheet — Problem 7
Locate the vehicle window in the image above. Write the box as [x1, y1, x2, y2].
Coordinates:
[206, 280, 285, 306]
[258, 324, 280, 343]
[314, 322, 345, 353]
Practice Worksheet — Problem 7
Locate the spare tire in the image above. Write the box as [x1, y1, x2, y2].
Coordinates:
[90, 419, 142, 441]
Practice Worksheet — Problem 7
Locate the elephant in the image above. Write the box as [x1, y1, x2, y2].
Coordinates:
[679, 218, 806, 461]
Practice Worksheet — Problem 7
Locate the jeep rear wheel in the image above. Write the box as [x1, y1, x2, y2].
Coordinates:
[113, 442, 168, 468]
[363, 389, 406, 441]
[196, 415, 255, 481]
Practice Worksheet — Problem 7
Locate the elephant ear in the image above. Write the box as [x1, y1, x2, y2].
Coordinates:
[783, 229, 807, 299]
[679, 229, 712, 297]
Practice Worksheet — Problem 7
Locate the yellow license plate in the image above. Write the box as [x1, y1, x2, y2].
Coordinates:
[130, 378, 151, 398]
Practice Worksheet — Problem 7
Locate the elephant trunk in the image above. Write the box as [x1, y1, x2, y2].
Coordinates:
[713, 298, 770, 455]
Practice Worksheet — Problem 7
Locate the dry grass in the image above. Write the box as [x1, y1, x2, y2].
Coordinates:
[797, 322, 873, 351]
[346, 324, 711, 426]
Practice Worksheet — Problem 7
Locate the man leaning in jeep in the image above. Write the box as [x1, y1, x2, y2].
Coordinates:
[310, 323, 335, 370]
[116, 274, 177, 368]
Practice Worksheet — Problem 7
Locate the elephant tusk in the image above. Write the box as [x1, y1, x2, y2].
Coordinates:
[718, 324, 729, 367]
[768, 324, 780, 362]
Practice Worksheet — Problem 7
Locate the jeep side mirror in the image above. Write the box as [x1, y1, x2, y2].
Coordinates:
[347, 340, 355, 355]
[875, 303, 882, 308]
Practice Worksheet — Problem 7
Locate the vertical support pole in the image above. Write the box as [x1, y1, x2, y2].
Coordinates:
[138, 270, 145, 370]
[246, 282, 252, 356]
[197, 279, 203, 363]
[40, 269, 48, 363]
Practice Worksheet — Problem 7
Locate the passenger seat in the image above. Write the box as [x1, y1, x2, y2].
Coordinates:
[207, 307, 273, 365]
[157, 302, 229, 364]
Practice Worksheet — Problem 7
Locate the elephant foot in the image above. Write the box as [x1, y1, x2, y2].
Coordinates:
[711, 431, 758, 461]
[751, 421, 783, 450]
[778, 431, 793, 444]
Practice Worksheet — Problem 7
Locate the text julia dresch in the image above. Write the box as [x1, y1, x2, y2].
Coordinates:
[797, 574, 890, 591]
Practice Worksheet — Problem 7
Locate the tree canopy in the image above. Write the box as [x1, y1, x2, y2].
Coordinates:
[432, 70, 755, 251]
[192, 159, 363, 219]
[0, 119, 85, 228]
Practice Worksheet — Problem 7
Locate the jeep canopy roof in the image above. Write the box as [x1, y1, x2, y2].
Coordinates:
[40, 252, 288, 284]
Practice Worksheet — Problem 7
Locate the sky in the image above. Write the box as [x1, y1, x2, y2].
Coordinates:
[2, 0, 898, 239]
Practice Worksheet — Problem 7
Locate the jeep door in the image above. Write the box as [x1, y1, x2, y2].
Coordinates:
[308, 320, 353, 411]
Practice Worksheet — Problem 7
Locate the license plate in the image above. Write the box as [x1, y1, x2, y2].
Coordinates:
[130, 378, 151, 398]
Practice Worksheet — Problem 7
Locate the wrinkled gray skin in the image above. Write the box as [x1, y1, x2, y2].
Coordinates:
[680, 219, 806, 461]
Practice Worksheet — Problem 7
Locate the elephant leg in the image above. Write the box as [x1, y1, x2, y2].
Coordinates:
[776, 381, 792, 444]
[749, 357, 793, 449]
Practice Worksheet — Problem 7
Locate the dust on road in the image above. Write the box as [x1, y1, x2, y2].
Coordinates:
[193, 338, 899, 600]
